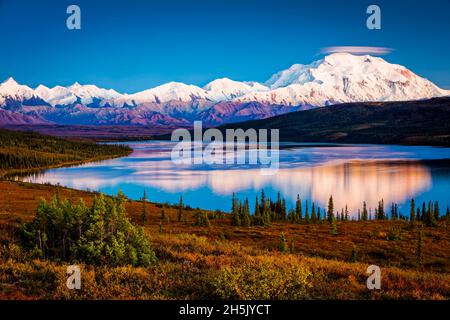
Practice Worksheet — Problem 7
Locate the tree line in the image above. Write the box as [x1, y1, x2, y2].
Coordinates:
[230, 190, 450, 227]
[0, 128, 131, 173]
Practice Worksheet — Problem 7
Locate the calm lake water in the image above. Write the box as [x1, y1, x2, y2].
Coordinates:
[22, 141, 450, 217]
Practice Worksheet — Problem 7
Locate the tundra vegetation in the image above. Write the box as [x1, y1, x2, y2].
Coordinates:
[0, 181, 449, 300]
[0, 129, 448, 299]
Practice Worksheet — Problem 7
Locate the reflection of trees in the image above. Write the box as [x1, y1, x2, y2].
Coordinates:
[26, 158, 432, 216]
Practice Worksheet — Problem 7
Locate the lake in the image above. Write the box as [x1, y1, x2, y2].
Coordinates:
[21, 141, 450, 217]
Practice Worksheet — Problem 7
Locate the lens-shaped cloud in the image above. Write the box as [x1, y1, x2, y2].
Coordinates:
[321, 46, 394, 55]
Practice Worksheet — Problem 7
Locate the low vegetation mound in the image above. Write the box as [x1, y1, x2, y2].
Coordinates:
[20, 193, 156, 267]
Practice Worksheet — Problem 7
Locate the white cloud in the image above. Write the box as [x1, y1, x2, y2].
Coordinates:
[321, 46, 394, 55]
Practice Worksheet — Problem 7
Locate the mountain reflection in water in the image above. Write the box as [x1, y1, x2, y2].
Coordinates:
[22, 142, 450, 216]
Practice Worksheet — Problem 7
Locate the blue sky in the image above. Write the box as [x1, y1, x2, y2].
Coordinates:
[0, 0, 449, 92]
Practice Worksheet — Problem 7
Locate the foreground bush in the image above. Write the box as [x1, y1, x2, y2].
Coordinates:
[20, 193, 156, 267]
[212, 256, 312, 299]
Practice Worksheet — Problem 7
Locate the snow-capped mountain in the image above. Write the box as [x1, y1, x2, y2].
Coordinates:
[34, 83, 122, 107]
[235, 53, 449, 107]
[203, 78, 269, 101]
[0, 77, 47, 108]
[1, 53, 449, 126]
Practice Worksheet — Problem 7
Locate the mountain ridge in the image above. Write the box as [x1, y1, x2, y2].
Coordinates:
[1, 53, 449, 126]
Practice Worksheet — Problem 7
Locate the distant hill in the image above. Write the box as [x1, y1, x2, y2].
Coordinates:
[0, 128, 131, 177]
[217, 97, 450, 146]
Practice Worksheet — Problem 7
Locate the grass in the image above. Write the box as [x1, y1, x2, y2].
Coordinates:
[0, 181, 449, 300]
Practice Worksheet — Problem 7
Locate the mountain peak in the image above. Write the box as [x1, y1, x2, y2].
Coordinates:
[322, 52, 386, 66]
[1, 77, 19, 87]
[69, 82, 82, 88]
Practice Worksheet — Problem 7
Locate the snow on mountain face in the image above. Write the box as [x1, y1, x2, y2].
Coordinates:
[1, 53, 449, 126]
[34, 83, 122, 107]
[0, 77, 37, 106]
[243, 53, 449, 107]
[113, 82, 211, 108]
[203, 78, 269, 101]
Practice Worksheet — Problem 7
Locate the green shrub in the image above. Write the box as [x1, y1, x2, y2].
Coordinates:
[20, 193, 156, 267]
[212, 257, 312, 299]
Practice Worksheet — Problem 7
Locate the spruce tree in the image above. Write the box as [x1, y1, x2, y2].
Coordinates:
[362, 202, 368, 221]
[416, 227, 424, 265]
[242, 198, 251, 227]
[311, 202, 317, 223]
[278, 232, 288, 253]
[178, 195, 183, 222]
[330, 214, 338, 235]
[304, 200, 310, 223]
[281, 198, 287, 221]
[254, 196, 262, 226]
[295, 194, 302, 222]
[422, 202, 427, 223]
[377, 199, 385, 220]
[391, 203, 396, 220]
[276, 192, 281, 220]
[434, 201, 440, 222]
[141, 190, 148, 225]
[327, 195, 334, 223]
[232, 206, 241, 226]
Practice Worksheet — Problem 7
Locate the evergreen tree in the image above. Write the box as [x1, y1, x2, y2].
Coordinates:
[195, 211, 210, 227]
[416, 227, 424, 265]
[377, 199, 385, 220]
[232, 206, 241, 226]
[327, 195, 334, 223]
[330, 214, 338, 235]
[281, 198, 287, 221]
[304, 200, 310, 223]
[295, 194, 302, 222]
[311, 202, 317, 222]
[254, 196, 262, 226]
[232, 192, 237, 215]
[278, 232, 289, 253]
[358, 209, 361, 221]
[242, 198, 251, 227]
[21, 193, 156, 266]
[351, 244, 358, 262]
[141, 190, 148, 225]
[422, 202, 426, 223]
[276, 192, 281, 220]
[344, 205, 349, 221]
[262, 207, 271, 226]
[434, 201, 440, 222]
[178, 195, 184, 222]
[362, 202, 368, 221]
